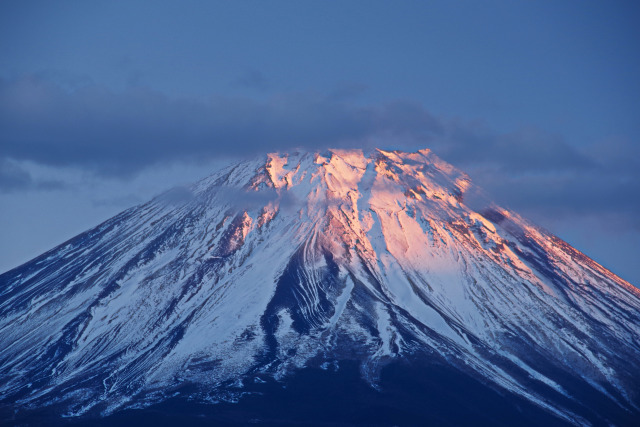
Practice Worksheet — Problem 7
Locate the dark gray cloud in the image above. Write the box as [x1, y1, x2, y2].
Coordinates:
[0, 159, 65, 193]
[433, 125, 595, 172]
[432, 128, 640, 231]
[0, 75, 443, 176]
[0, 160, 32, 191]
[1, 73, 639, 232]
[472, 170, 640, 230]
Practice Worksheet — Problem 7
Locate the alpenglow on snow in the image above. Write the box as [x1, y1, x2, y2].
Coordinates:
[1, 148, 639, 425]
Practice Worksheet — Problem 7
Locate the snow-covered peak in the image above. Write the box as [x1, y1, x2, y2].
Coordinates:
[1, 147, 638, 425]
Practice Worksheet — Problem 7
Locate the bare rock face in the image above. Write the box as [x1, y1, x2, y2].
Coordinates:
[1, 148, 639, 425]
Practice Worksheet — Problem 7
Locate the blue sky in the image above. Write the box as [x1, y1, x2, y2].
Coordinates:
[1, 1, 639, 283]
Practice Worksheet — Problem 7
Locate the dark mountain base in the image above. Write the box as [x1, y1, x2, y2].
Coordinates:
[2, 359, 588, 427]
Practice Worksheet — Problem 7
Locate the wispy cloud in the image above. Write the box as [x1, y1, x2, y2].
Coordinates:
[0, 74, 443, 176]
[0, 159, 65, 193]
[431, 127, 640, 230]
[1, 73, 638, 230]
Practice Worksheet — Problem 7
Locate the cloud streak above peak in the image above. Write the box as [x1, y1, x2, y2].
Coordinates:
[1, 73, 638, 234]
[0, 75, 445, 176]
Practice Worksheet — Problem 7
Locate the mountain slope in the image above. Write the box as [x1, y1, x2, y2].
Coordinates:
[1, 148, 639, 425]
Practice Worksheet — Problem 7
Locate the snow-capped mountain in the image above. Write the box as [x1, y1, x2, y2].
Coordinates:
[1, 148, 639, 425]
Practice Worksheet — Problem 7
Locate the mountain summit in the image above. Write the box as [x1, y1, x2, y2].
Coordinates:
[1, 148, 639, 425]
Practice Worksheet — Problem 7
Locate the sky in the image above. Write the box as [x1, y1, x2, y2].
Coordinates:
[1, 1, 639, 284]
